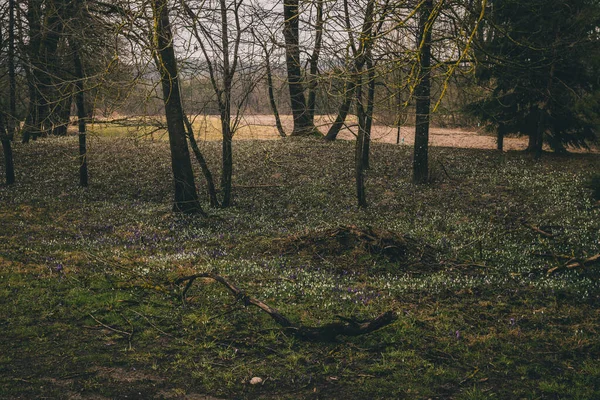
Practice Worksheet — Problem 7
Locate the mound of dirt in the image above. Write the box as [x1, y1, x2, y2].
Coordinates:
[271, 225, 437, 269]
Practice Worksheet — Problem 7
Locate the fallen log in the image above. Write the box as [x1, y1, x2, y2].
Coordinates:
[174, 272, 397, 341]
[547, 254, 600, 274]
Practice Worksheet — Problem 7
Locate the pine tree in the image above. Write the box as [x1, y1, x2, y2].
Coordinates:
[467, 0, 600, 154]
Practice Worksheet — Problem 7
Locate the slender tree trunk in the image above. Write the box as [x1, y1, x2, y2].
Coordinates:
[497, 124, 504, 151]
[395, 68, 404, 145]
[22, 0, 42, 143]
[51, 95, 72, 136]
[307, 0, 323, 124]
[219, 0, 234, 207]
[355, 74, 367, 208]
[38, 0, 65, 138]
[0, 114, 15, 186]
[283, 0, 319, 136]
[413, 0, 433, 184]
[184, 116, 220, 208]
[325, 0, 376, 142]
[363, 58, 375, 170]
[534, 108, 545, 159]
[152, 0, 204, 215]
[221, 116, 233, 207]
[264, 48, 286, 137]
[8, 0, 16, 139]
[324, 77, 357, 141]
[72, 42, 88, 187]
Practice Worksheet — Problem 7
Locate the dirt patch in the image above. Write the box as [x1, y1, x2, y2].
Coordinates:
[271, 225, 438, 271]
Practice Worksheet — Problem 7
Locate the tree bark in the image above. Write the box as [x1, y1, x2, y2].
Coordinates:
[363, 58, 375, 171]
[51, 96, 72, 136]
[72, 41, 88, 187]
[283, 0, 319, 136]
[264, 46, 286, 137]
[218, 0, 234, 207]
[184, 116, 220, 208]
[497, 124, 505, 151]
[221, 117, 233, 207]
[152, 0, 204, 215]
[324, 77, 357, 141]
[413, 0, 433, 184]
[307, 0, 323, 124]
[22, 0, 43, 143]
[0, 114, 15, 186]
[8, 0, 16, 139]
[355, 75, 367, 208]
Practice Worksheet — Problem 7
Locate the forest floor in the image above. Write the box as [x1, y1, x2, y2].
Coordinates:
[1, 135, 600, 399]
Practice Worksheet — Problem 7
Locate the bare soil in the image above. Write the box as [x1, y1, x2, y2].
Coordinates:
[231, 114, 598, 152]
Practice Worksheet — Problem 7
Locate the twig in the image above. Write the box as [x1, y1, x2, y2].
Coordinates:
[88, 313, 132, 337]
[131, 310, 174, 338]
[521, 220, 554, 238]
[437, 159, 456, 181]
[233, 184, 284, 189]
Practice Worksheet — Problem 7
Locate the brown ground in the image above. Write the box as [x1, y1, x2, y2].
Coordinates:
[99, 113, 597, 153]
[231, 114, 531, 151]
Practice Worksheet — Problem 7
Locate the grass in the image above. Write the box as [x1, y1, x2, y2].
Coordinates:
[1, 135, 599, 399]
[86, 114, 301, 141]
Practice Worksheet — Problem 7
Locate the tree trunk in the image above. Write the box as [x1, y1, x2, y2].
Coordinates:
[184, 116, 220, 208]
[152, 0, 204, 215]
[355, 74, 367, 208]
[395, 68, 404, 145]
[534, 108, 544, 159]
[363, 58, 375, 170]
[413, 0, 432, 184]
[51, 95, 72, 136]
[264, 48, 286, 137]
[22, 0, 43, 143]
[218, 0, 233, 207]
[0, 114, 15, 186]
[8, 0, 16, 139]
[283, 0, 319, 136]
[324, 77, 356, 141]
[307, 0, 323, 124]
[221, 117, 233, 207]
[22, 0, 66, 141]
[497, 124, 504, 151]
[72, 41, 88, 187]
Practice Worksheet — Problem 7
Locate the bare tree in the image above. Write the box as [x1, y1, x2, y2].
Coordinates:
[252, 27, 286, 137]
[182, 0, 260, 207]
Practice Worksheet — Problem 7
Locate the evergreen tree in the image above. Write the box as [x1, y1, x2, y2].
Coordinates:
[467, 0, 600, 154]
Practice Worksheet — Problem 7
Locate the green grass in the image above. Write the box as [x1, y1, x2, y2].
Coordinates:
[1, 135, 599, 399]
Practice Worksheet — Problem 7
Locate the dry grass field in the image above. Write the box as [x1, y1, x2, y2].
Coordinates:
[87, 114, 599, 153]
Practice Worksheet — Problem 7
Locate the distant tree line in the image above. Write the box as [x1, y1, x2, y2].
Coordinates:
[0, 0, 598, 212]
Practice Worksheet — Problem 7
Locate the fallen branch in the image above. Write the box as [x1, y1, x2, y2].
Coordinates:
[532, 252, 573, 260]
[547, 253, 600, 274]
[437, 159, 456, 181]
[174, 272, 397, 341]
[233, 184, 283, 189]
[521, 220, 554, 238]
